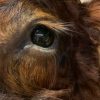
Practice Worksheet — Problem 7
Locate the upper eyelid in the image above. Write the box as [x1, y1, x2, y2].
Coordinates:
[30, 17, 71, 34]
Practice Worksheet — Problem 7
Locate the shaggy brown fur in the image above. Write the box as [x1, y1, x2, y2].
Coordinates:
[0, 0, 100, 100]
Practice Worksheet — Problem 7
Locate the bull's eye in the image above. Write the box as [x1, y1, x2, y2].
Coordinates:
[30, 25, 55, 48]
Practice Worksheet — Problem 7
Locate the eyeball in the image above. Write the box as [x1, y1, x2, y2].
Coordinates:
[30, 24, 55, 48]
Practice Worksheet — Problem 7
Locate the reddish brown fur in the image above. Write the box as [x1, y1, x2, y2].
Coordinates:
[0, 0, 100, 100]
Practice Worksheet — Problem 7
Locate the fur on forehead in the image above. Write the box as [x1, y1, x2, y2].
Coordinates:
[29, 0, 80, 21]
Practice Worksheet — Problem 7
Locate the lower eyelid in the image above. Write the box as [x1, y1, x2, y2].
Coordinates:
[24, 44, 56, 53]
[24, 44, 32, 49]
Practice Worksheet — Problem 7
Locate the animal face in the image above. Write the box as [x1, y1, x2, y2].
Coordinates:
[0, 0, 100, 100]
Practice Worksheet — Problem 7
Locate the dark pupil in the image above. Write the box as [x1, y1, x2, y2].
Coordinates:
[31, 25, 55, 47]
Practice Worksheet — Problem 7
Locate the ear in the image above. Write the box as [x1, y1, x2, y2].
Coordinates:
[89, 0, 100, 44]
[80, 0, 92, 3]
[88, 0, 100, 29]
[82, 0, 100, 45]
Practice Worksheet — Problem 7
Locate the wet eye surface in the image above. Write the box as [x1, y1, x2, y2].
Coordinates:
[30, 25, 55, 48]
